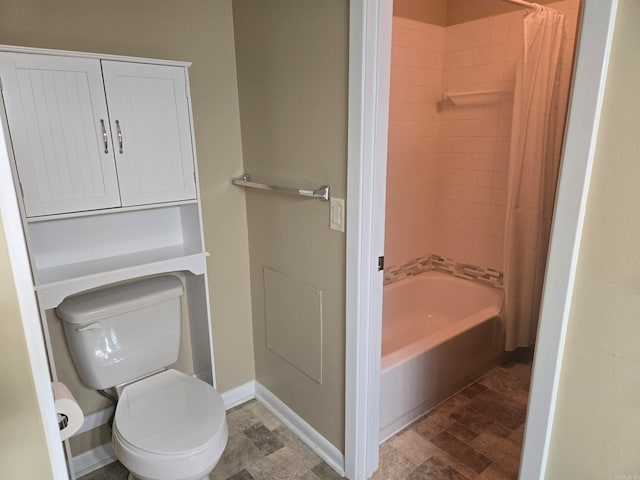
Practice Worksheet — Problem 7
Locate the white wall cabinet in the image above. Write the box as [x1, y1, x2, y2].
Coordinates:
[0, 46, 215, 480]
[0, 53, 196, 217]
[0, 53, 121, 217]
[102, 61, 196, 206]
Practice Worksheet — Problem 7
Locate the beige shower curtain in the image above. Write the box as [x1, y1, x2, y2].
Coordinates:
[503, 6, 565, 350]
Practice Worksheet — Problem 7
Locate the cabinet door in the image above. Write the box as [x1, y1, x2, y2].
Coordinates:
[0, 53, 121, 217]
[101, 61, 196, 206]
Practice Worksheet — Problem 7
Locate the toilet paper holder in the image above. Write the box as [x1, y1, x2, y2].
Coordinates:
[57, 413, 69, 430]
[52, 381, 84, 441]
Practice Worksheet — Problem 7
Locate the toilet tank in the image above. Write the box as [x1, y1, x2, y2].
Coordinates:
[57, 275, 184, 390]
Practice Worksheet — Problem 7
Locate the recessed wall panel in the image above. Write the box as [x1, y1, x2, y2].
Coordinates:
[264, 267, 323, 383]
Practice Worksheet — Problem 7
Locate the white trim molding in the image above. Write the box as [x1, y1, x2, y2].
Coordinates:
[345, 0, 392, 478]
[221, 380, 256, 410]
[72, 444, 117, 478]
[519, 1, 619, 478]
[255, 383, 345, 477]
[0, 44, 190, 67]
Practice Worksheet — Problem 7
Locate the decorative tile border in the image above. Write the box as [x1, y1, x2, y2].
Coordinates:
[383, 255, 432, 285]
[384, 253, 503, 288]
[431, 254, 503, 288]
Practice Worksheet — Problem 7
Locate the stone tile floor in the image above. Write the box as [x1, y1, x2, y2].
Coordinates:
[374, 351, 533, 480]
[81, 352, 532, 480]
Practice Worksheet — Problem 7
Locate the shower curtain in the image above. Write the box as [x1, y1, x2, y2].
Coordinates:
[503, 6, 565, 350]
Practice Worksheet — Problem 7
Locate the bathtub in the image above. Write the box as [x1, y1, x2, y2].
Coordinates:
[379, 271, 504, 440]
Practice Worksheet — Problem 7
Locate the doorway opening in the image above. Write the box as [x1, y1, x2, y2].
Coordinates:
[377, 0, 581, 477]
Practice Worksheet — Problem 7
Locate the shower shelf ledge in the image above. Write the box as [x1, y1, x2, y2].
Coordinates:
[437, 88, 514, 111]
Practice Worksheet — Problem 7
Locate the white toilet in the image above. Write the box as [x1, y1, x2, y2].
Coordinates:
[57, 275, 228, 480]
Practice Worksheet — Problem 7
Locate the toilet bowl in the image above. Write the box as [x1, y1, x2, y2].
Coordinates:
[112, 370, 228, 480]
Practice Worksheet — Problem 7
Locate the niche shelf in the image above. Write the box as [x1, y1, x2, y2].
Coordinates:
[27, 203, 206, 308]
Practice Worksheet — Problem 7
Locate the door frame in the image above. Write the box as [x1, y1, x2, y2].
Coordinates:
[344, 1, 619, 479]
[518, 1, 618, 476]
[345, 0, 392, 478]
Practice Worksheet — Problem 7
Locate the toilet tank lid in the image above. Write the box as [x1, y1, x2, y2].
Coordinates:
[57, 276, 184, 325]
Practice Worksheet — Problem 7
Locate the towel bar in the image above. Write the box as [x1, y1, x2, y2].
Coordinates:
[232, 174, 330, 201]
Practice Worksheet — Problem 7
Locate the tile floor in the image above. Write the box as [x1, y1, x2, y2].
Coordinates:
[374, 352, 532, 480]
[81, 353, 532, 480]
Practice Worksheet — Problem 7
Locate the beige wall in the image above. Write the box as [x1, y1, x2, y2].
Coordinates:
[446, 0, 561, 25]
[545, 0, 640, 476]
[0, 217, 53, 479]
[232, 0, 348, 451]
[0, 0, 254, 457]
[394, 0, 447, 26]
[0, 0, 254, 392]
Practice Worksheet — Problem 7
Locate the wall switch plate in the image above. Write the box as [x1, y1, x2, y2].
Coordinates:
[329, 197, 345, 232]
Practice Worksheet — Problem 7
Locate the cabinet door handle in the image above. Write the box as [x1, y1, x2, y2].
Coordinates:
[115, 120, 123, 154]
[100, 119, 108, 153]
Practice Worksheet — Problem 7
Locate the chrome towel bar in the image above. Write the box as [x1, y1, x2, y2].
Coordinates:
[232, 174, 330, 201]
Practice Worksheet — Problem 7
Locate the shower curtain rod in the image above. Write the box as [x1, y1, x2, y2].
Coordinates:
[500, 0, 538, 10]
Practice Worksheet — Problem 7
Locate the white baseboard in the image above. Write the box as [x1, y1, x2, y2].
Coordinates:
[379, 400, 430, 443]
[255, 382, 345, 476]
[221, 380, 256, 409]
[72, 443, 117, 478]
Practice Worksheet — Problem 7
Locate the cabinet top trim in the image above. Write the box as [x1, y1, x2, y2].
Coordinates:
[26, 199, 199, 223]
[0, 44, 191, 67]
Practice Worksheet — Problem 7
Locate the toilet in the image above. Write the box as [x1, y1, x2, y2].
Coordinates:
[57, 275, 228, 480]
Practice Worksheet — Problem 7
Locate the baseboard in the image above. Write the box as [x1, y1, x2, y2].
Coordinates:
[74, 406, 114, 436]
[379, 400, 431, 443]
[72, 443, 117, 478]
[221, 380, 256, 409]
[255, 382, 345, 476]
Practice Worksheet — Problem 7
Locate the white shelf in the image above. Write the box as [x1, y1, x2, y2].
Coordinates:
[35, 248, 208, 309]
[26, 203, 206, 309]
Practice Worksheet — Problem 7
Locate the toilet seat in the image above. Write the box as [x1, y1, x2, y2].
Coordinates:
[113, 369, 228, 480]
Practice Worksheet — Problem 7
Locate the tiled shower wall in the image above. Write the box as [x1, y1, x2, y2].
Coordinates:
[385, 1, 580, 278]
[435, 12, 521, 270]
[386, 18, 444, 268]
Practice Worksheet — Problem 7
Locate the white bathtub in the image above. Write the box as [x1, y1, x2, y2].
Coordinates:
[379, 271, 505, 440]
